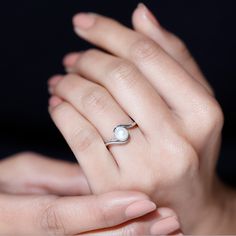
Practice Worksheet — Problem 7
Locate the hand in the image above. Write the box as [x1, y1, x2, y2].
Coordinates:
[0, 152, 181, 235]
[1, 190, 177, 235]
[48, 4, 227, 234]
[0, 152, 90, 195]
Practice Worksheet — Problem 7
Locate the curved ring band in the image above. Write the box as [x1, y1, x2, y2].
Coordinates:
[105, 120, 137, 146]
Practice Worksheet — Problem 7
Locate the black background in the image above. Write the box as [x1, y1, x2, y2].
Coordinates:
[0, 0, 235, 186]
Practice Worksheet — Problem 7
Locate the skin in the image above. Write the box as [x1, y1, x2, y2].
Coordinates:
[0, 152, 181, 235]
[48, 3, 236, 234]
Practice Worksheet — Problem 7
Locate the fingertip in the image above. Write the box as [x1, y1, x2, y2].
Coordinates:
[48, 96, 63, 109]
[132, 2, 160, 30]
[63, 52, 81, 67]
[48, 75, 63, 86]
[157, 207, 178, 218]
[150, 216, 181, 235]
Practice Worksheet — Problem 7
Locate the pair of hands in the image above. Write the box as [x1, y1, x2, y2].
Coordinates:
[0, 152, 179, 235]
[1, 5, 182, 236]
[1, 3, 227, 235]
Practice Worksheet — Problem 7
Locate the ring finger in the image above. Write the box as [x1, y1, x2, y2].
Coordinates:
[49, 74, 146, 167]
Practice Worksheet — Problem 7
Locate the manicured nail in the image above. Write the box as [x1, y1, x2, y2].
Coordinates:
[48, 75, 63, 87]
[150, 216, 180, 235]
[157, 207, 177, 218]
[138, 2, 160, 27]
[125, 199, 156, 219]
[63, 52, 81, 67]
[48, 96, 62, 108]
[73, 13, 95, 30]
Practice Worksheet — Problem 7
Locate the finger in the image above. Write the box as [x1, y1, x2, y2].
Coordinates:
[48, 99, 119, 193]
[63, 52, 80, 69]
[48, 75, 64, 94]
[79, 208, 181, 236]
[72, 13, 213, 118]
[0, 152, 90, 195]
[132, 3, 214, 96]
[61, 50, 173, 139]
[50, 74, 146, 167]
[0, 191, 156, 235]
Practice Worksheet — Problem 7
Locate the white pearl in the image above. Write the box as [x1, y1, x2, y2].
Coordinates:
[114, 126, 129, 141]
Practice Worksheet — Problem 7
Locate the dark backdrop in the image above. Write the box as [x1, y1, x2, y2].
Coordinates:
[0, 0, 235, 186]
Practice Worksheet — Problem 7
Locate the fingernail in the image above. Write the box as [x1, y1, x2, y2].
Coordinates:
[48, 96, 62, 108]
[125, 199, 156, 219]
[48, 75, 63, 87]
[150, 216, 180, 235]
[137, 2, 160, 27]
[48, 75, 63, 95]
[63, 52, 81, 67]
[157, 207, 177, 218]
[73, 13, 95, 30]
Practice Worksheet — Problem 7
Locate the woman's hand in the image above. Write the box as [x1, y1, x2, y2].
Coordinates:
[2, 190, 178, 235]
[0, 152, 181, 235]
[48, 4, 229, 234]
[0, 152, 90, 195]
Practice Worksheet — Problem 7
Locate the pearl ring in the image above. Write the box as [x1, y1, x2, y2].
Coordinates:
[105, 120, 137, 146]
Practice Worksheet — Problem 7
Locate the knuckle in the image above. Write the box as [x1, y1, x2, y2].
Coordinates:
[199, 99, 224, 131]
[177, 142, 199, 175]
[207, 100, 224, 127]
[108, 60, 138, 89]
[40, 203, 65, 235]
[81, 87, 109, 113]
[70, 128, 97, 153]
[162, 137, 199, 180]
[130, 37, 159, 63]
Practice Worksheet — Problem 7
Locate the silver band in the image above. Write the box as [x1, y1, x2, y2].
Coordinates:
[105, 120, 137, 146]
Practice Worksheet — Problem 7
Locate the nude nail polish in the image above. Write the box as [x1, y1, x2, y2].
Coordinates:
[63, 52, 81, 67]
[138, 2, 160, 27]
[150, 216, 180, 235]
[73, 13, 95, 29]
[48, 75, 63, 87]
[125, 199, 156, 218]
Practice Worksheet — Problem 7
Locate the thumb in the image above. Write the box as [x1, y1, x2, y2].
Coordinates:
[0, 191, 156, 235]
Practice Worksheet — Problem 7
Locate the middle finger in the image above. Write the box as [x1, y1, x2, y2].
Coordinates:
[68, 49, 173, 140]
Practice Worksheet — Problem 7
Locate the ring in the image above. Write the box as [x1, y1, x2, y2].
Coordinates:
[105, 120, 137, 146]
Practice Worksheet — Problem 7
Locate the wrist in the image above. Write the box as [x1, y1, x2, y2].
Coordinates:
[189, 177, 236, 234]
[212, 178, 236, 233]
